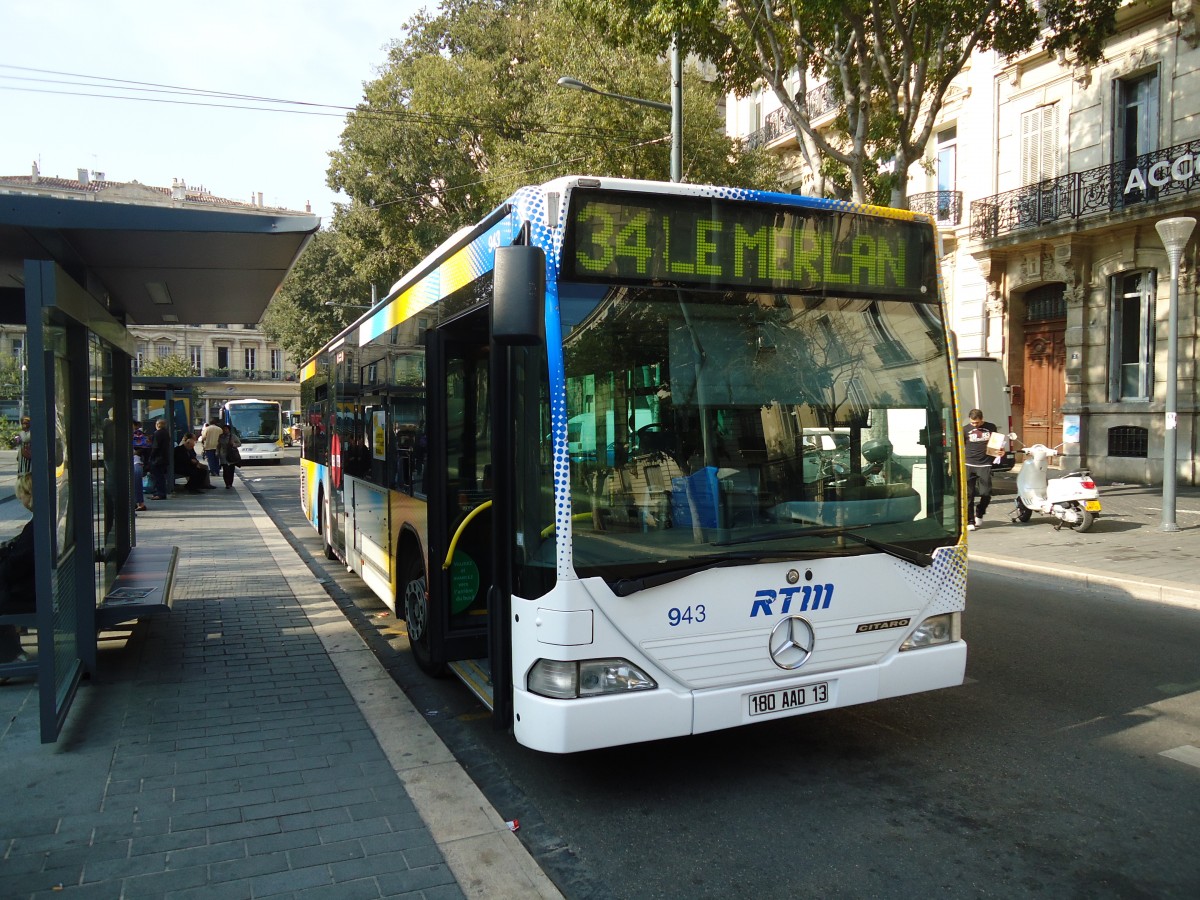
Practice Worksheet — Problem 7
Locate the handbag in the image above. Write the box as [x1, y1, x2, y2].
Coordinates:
[227, 443, 241, 466]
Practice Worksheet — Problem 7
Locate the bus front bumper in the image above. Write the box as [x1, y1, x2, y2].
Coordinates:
[511, 640, 966, 754]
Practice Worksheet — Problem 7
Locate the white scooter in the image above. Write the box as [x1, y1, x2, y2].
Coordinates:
[1010, 442, 1102, 532]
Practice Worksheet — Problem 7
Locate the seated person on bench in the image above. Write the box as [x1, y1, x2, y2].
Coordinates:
[174, 433, 214, 493]
[0, 476, 36, 664]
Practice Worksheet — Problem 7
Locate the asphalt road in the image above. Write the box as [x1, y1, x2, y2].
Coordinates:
[245, 454, 1200, 899]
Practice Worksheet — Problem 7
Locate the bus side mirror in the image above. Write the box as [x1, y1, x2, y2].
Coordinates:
[492, 245, 545, 346]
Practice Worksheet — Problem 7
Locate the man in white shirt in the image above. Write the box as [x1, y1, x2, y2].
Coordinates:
[199, 419, 223, 476]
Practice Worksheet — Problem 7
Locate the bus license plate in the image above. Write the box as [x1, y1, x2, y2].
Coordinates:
[1085, 500, 1102, 512]
[748, 682, 829, 717]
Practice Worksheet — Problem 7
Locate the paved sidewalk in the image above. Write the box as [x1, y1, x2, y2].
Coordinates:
[967, 471, 1200, 607]
[1, 451, 1198, 898]
[0, 465, 560, 900]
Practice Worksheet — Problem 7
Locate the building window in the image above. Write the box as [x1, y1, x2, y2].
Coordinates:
[936, 127, 957, 222]
[1024, 283, 1067, 322]
[864, 303, 913, 366]
[156, 342, 172, 358]
[216, 346, 230, 370]
[1021, 104, 1059, 185]
[1109, 270, 1156, 401]
[1116, 71, 1159, 204]
[1108, 425, 1148, 458]
[270, 349, 282, 373]
[11, 338, 23, 362]
[189, 345, 202, 372]
[244, 348, 257, 371]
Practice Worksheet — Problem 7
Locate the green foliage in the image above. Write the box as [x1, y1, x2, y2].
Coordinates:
[137, 354, 198, 379]
[324, 0, 781, 285]
[136, 354, 205, 408]
[0, 354, 22, 399]
[572, 0, 1120, 205]
[262, 228, 375, 363]
[268, 0, 783, 365]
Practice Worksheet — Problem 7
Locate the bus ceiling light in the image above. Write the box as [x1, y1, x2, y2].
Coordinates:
[900, 613, 960, 651]
[528, 658, 657, 699]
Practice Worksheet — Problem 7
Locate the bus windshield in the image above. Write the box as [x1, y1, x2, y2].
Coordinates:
[227, 403, 281, 444]
[560, 283, 960, 582]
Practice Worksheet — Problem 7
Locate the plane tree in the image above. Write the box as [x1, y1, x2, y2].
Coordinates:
[573, 0, 1120, 206]
[267, 0, 781, 357]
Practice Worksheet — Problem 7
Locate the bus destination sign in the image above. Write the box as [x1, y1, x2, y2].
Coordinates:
[567, 193, 933, 297]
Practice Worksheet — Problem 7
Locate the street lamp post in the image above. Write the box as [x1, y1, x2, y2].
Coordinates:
[1154, 215, 1196, 533]
[556, 70, 682, 182]
[324, 284, 378, 312]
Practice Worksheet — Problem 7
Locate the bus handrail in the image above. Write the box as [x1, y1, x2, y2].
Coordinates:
[442, 500, 493, 570]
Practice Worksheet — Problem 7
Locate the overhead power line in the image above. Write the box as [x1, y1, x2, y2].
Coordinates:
[0, 64, 646, 141]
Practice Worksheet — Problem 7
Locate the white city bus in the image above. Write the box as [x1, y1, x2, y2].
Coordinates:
[300, 176, 969, 753]
[224, 398, 286, 464]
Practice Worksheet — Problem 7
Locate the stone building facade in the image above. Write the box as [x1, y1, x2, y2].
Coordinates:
[727, 0, 1200, 484]
[0, 168, 304, 421]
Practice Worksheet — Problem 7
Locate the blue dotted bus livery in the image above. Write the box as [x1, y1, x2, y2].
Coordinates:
[750, 584, 834, 617]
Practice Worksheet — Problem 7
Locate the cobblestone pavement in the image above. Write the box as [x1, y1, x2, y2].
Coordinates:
[0, 453, 559, 900]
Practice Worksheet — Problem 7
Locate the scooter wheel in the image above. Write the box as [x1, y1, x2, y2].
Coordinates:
[1014, 499, 1033, 523]
[1066, 507, 1095, 533]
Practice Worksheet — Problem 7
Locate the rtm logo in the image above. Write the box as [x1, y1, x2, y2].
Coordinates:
[751, 585, 834, 617]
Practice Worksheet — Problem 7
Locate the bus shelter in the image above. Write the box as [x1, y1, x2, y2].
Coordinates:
[0, 192, 318, 741]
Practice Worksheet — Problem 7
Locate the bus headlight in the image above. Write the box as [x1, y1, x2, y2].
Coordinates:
[899, 613, 960, 651]
[528, 658, 657, 699]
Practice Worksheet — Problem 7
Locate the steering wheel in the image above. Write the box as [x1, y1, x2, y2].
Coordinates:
[818, 457, 848, 477]
[635, 423, 676, 457]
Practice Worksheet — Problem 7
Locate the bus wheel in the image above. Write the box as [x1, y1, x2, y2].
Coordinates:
[321, 494, 338, 561]
[403, 557, 443, 675]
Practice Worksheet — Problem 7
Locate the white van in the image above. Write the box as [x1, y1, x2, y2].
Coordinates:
[957, 356, 1015, 471]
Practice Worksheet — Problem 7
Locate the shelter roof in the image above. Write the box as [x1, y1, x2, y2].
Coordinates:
[0, 187, 320, 327]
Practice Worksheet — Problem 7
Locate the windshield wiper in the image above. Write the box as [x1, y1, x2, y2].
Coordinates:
[611, 552, 767, 597]
[811, 527, 934, 567]
[713, 525, 934, 568]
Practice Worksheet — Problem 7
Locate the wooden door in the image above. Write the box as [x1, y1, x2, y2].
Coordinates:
[1022, 321, 1066, 451]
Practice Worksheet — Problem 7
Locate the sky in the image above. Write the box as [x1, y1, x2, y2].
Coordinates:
[1, 0, 432, 224]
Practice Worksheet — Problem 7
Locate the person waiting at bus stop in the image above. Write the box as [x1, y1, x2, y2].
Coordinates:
[174, 433, 214, 493]
[217, 423, 241, 489]
[199, 418, 223, 476]
[147, 419, 172, 500]
[0, 475, 36, 665]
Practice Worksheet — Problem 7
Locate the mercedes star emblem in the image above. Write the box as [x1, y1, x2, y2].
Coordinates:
[768, 616, 816, 670]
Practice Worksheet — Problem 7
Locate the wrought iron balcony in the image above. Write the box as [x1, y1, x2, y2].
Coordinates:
[744, 82, 842, 149]
[909, 190, 963, 225]
[203, 368, 291, 381]
[746, 107, 793, 150]
[970, 138, 1200, 241]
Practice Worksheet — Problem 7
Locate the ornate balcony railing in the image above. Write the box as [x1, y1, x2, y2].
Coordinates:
[746, 107, 793, 150]
[970, 138, 1200, 241]
[744, 81, 842, 149]
[909, 190, 963, 225]
[204, 368, 293, 381]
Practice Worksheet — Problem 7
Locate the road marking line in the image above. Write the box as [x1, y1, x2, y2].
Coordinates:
[1138, 507, 1200, 515]
[1159, 745, 1200, 768]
